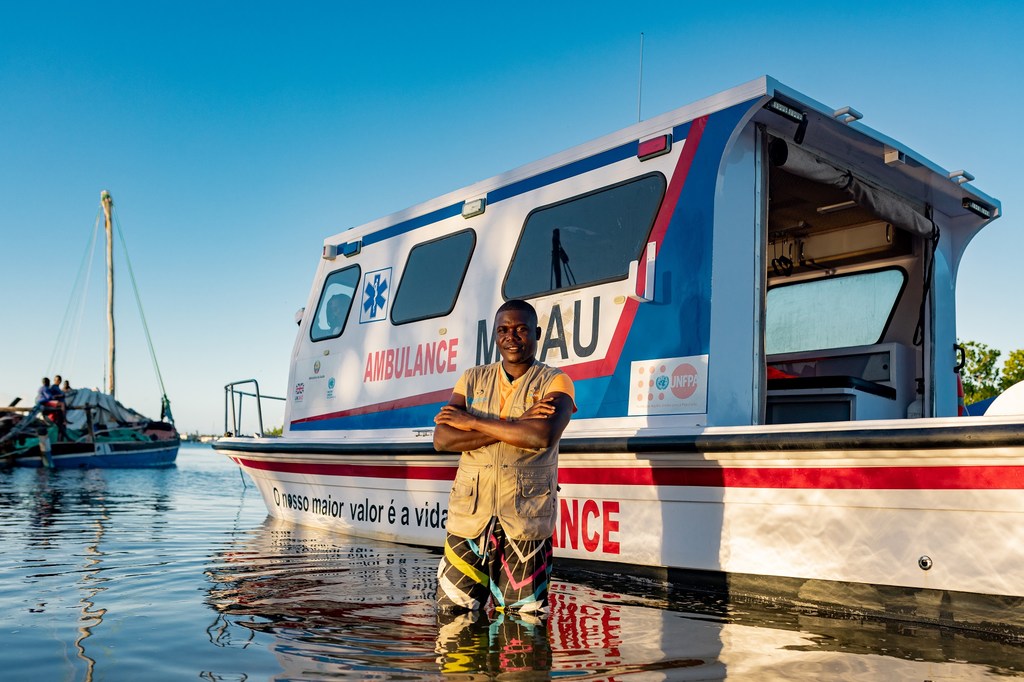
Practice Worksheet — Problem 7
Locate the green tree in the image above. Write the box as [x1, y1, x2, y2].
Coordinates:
[263, 425, 283, 437]
[1000, 349, 1024, 391]
[959, 340, 1002, 405]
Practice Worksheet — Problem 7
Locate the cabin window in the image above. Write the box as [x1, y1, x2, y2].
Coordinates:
[503, 173, 665, 299]
[391, 229, 476, 324]
[766, 268, 906, 354]
[310, 265, 360, 342]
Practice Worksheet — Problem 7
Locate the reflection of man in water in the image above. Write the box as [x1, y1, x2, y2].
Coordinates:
[433, 299, 575, 619]
[324, 295, 348, 335]
[435, 609, 552, 675]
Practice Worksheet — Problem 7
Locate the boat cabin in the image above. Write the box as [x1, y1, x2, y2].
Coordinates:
[285, 76, 1000, 439]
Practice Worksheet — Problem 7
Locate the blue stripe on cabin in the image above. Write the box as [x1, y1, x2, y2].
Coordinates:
[487, 142, 636, 205]
[356, 122, 695, 247]
[362, 203, 464, 247]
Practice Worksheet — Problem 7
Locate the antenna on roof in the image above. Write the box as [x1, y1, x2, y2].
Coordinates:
[637, 32, 644, 123]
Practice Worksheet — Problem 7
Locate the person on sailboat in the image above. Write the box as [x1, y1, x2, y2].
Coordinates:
[35, 377, 52, 406]
[36, 376, 69, 441]
[432, 299, 576, 620]
[49, 375, 69, 440]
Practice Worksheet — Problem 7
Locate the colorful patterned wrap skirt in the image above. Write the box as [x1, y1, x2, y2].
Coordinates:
[436, 517, 553, 616]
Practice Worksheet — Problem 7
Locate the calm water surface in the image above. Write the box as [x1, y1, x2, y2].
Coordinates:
[2, 443, 1023, 681]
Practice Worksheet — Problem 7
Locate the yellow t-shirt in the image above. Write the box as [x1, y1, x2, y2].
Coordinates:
[454, 367, 575, 420]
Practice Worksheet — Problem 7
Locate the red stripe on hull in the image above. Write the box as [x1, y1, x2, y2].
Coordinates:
[234, 457, 1024, 490]
[560, 465, 1024, 489]
[234, 456, 456, 481]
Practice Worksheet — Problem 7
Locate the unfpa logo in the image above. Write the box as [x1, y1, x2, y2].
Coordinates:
[629, 355, 707, 416]
[669, 363, 699, 399]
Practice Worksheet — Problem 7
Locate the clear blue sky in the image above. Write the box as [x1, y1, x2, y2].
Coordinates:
[2, 1, 1021, 434]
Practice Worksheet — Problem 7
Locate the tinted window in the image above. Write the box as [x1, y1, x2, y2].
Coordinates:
[766, 269, 906, 354]
[310, 266, 360, 341]
[504, 174, 665, 299]
[391, 229, 476, 324]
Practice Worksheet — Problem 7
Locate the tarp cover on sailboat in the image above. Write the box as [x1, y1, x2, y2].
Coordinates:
[64, 389, 152, 431]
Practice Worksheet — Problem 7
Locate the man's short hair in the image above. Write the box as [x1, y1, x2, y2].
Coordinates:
[496, 299, 537, 322]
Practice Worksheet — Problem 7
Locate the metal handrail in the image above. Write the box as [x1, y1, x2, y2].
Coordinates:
[223, 379, 285, 438]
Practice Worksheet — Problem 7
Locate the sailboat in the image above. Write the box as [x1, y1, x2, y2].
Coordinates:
[0, 191, 180, 468]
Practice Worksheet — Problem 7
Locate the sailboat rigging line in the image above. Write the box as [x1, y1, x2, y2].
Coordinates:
[48, 209, 103, 375]
[68, 213, 102, 373]
[111, 210, 170, 409]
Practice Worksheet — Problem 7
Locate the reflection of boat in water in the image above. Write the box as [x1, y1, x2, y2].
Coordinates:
[205, 520, 1024, 678]
[215, 76, 1024, 634]
[1, 191, 178, 468]
[74, 477, 110, 682]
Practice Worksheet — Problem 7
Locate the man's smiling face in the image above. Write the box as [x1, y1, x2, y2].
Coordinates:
[494, 307, 539, 371]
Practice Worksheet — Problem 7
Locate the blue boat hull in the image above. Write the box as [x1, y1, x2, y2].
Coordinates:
[10, 439, 180, 468]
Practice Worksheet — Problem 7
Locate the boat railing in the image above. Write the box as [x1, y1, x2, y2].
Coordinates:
[2, 404, 107, 447]
[0, 405, 42, 445]
[224, 379, 286, 438]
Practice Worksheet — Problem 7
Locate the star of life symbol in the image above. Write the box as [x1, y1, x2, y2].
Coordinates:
[360, 268, 392, 323]
[364, 275, 387, 316]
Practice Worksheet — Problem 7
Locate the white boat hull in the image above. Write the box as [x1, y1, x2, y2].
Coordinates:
[217, 416, 1024, 610]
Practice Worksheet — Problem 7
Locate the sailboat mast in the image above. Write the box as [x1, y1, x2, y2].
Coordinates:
[100, 190, 115, 397]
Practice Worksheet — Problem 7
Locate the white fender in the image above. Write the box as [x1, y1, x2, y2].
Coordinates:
[985, 380, 1024, 416]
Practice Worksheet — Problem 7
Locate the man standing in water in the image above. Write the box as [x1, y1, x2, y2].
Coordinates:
[433, 299, 575, 618]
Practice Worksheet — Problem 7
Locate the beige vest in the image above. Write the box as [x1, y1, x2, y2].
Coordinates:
[446, 361, 566, 540]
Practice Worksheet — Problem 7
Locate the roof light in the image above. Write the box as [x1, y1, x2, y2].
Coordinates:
[324, 240, 361, 259]
[883, 146, 906, 165]
[962, 198, 994, 219]
[462, 197, 486, 218]
[764, 98, 808, 144]
[765, 99, 803, 123]
[637, 134, 672, 161]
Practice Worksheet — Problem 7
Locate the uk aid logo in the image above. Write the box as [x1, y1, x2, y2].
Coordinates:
[360, 268, 392, 324]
